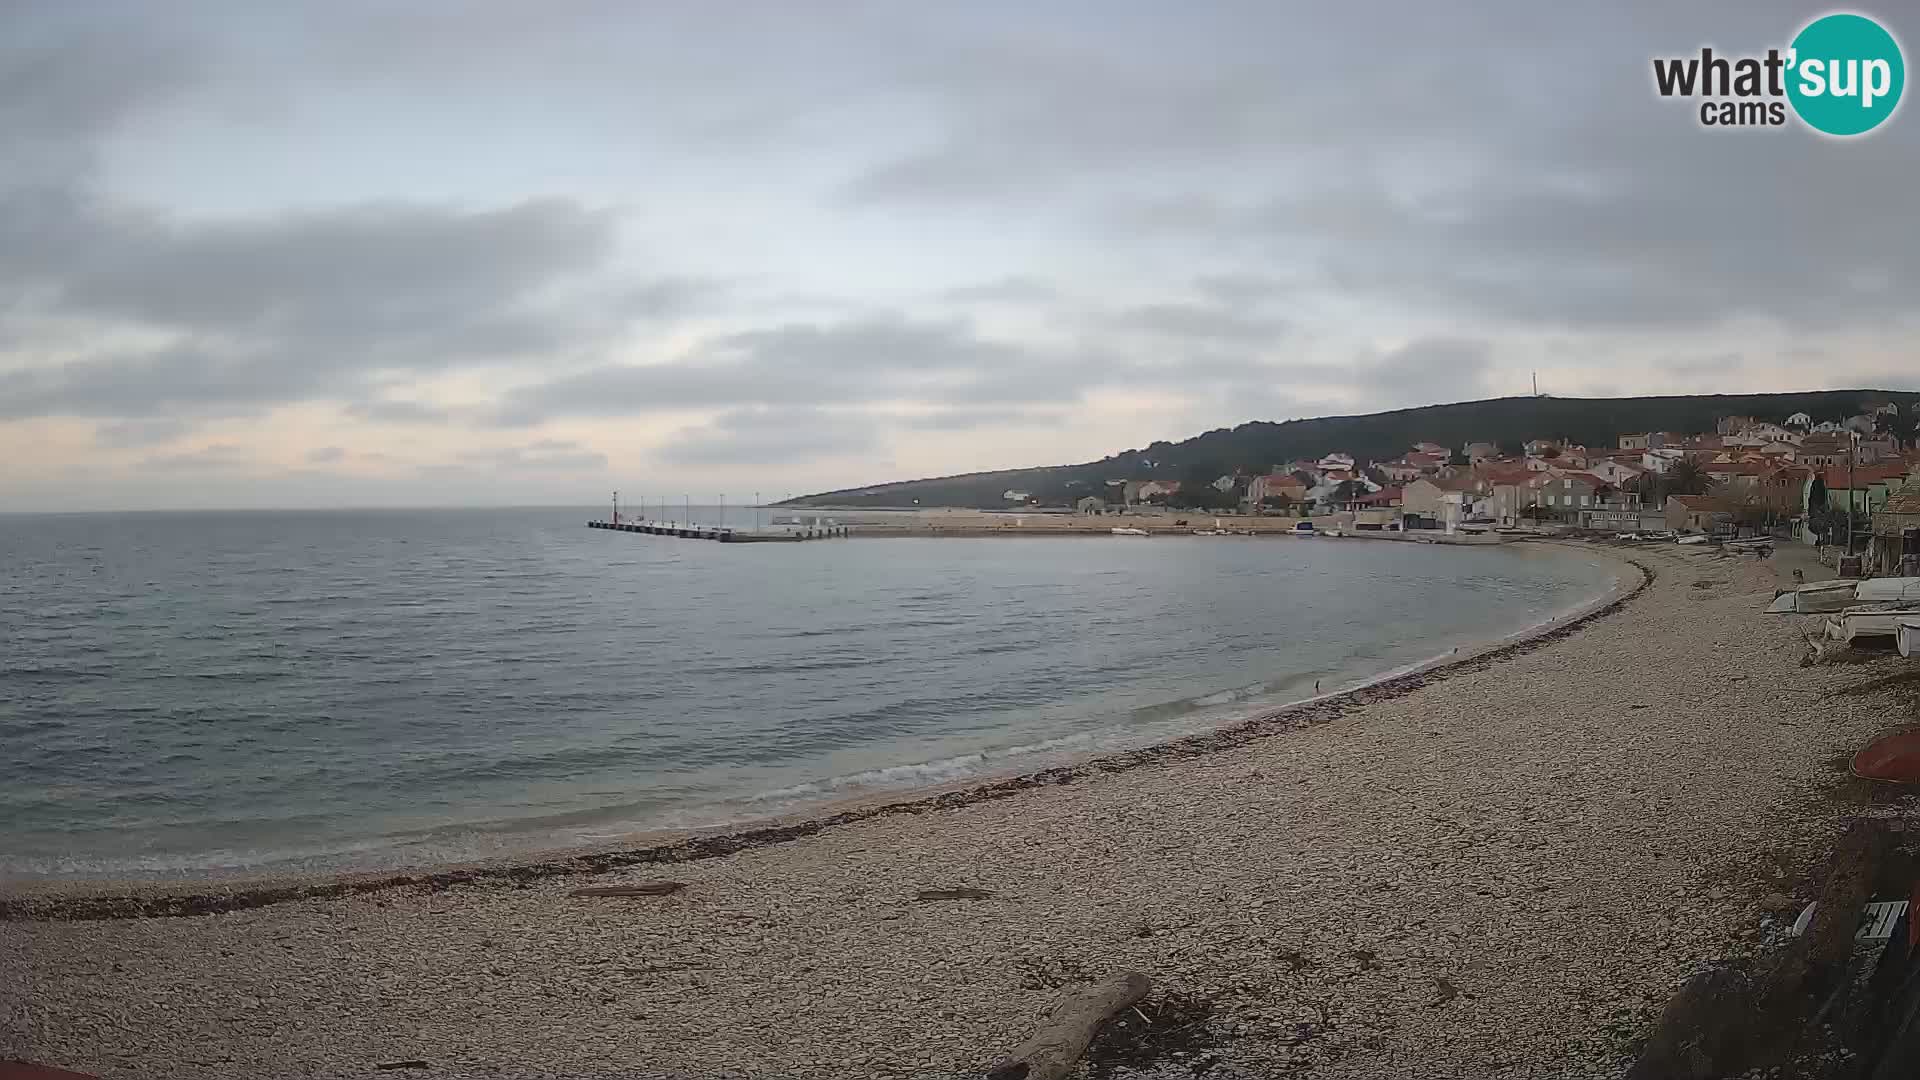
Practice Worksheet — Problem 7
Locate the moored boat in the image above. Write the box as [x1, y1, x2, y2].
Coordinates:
[1898, 616, 1920, 659]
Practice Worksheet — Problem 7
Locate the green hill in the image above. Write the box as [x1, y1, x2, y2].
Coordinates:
[781, 390, 1917, 508]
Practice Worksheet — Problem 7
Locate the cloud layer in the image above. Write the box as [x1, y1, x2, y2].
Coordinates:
[2, 2, 1916, 509]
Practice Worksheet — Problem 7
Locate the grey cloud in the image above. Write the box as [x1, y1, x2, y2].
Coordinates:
[0, 196, 673, 420]
[1665, 352, 1745, 376]
[939, 276, 1059, 305]
[1193, 273, 1288, 308]
[455, 441, 608, 472]
[1, 19, 198, 184]
[306, 446, 346, 464]
[33, 197, 614, 345]
[139, 443, 251, 471]
[1355, 338, 1494, 407]
[495, 306, 1340, 428]
[1112, 303, 1288, 346]
[1, 342, 305, 419]
[0, 25, 702, 427]
[898, 407, 1065, 431]
[493, 316, 1072, 424]
[93, 417, 193, 448]
[656, 408, 879, 467]
[836, 5, 1563, 206]
[345, 399, 453, 425]
[832, 3, 1920, 335]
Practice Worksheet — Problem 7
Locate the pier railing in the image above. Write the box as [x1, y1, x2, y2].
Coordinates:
[586, 520, 848, 543]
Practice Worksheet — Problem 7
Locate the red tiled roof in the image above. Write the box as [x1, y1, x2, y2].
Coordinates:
[1820, 464, 1913, 488]
[1556, 472, 1611, 488]
[1669, 494, 1735, 511]
[1705, 460, 1774, 476]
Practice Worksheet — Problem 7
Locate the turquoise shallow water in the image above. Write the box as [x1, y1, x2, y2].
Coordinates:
[0, 508, 1619, 881]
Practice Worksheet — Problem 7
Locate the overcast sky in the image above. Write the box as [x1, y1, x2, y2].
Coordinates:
[4, 1, 1917, 510]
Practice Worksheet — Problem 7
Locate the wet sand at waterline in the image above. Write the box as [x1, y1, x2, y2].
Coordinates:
[6, 543, 1910, 1079]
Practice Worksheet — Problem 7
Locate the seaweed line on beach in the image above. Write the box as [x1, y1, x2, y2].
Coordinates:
[1, 546, 1654, 923]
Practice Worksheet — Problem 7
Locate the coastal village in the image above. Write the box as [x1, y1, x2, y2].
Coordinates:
[18, 413, 1920, 1078]
[1040, 400, 1920, 575]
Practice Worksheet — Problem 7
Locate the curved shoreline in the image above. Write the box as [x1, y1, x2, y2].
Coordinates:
[1, 544, 1650, 922]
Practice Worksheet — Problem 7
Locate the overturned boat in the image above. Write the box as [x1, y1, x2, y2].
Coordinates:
[1767, 580, 1862, 614]
[1825, 605, 1920, 645]
[1855, 578, 1920, 606]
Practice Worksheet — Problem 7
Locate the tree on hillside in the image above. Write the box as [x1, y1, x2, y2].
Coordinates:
[1541, 446, 1562, 460]
[1667, 458, 1711, 497]
[779, 388, 1920, 509]
[1331, 480, 1368, 504]
[1168, 485, 1233, 511]
[1261, 494, 1295, 514]
[1291, 469, 1316, 487]
[1182, 460, 1228, 488]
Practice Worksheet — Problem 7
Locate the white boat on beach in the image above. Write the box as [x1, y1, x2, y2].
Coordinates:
[1898, 616, 1920, 659]
[1110, 527, 1150, 537]
[1825, 606, 1920, 645]
[1766, 580, 1861, 615]
[1855, 578, 1920, 606]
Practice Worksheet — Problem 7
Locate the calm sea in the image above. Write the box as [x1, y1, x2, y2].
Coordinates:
[0, 508, 1619, 881]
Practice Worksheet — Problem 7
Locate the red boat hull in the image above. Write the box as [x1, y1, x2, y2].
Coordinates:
[1853, 731, 1920, 783]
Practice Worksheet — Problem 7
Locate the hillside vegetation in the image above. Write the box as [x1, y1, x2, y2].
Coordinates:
[781, 390, 1917, 508]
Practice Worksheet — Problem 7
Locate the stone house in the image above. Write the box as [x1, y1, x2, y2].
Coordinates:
[1665, 495, 1735, 533]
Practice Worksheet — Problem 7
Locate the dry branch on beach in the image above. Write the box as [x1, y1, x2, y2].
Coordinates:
[985, 971, 1151, 1080]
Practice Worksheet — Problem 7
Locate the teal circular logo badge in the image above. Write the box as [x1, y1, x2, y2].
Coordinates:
[1787, 13, 1905, 136]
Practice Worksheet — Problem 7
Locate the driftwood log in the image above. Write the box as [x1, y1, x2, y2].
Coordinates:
[568, 882, 687, 898]
[1626, 818, 1889, 1079]
[985, 971, 1150, 1080]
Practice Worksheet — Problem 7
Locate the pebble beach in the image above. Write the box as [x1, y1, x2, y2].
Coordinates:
[5, 542, 1916, 1080]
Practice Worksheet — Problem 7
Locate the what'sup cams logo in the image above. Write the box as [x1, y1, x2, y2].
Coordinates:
[1653, 11, 1905, 135]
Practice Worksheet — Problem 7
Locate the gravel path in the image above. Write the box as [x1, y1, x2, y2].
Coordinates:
[5, 543, 1913, 1080]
